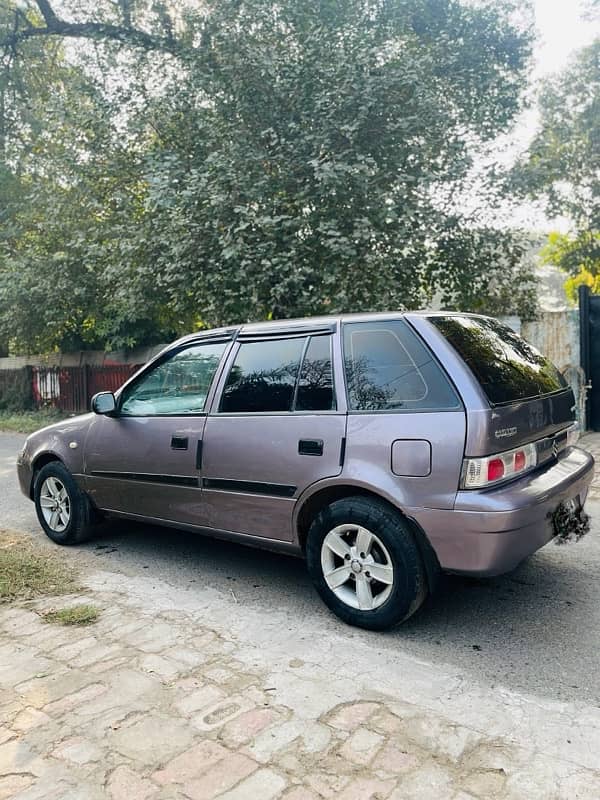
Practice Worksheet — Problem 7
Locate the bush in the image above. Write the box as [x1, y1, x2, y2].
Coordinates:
[0, 367, 34, 411]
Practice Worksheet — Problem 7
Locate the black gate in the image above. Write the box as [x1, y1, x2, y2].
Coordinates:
[579, 285, 600, 431]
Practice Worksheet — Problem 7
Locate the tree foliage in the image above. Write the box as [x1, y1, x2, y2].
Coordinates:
[0, 0, 535, 352]
[514, 35, 599, 291]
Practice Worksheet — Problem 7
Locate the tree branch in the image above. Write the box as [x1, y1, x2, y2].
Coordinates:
[2, 0, 183, 56]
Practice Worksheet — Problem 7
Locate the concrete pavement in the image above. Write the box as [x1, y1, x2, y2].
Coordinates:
[1, 431, 599, 798]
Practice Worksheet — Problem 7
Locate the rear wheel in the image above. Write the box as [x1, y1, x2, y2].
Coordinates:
[34, 462, 95, 545]
[306, 496, 427, 630]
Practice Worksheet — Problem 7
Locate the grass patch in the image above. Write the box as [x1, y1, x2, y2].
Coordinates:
[0, 409, 71, 434]
[0, 530, 79, 602]
[43, 604, 100, 626]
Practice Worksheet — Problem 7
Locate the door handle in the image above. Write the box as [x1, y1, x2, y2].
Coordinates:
[171, 435, 188, 450]
[299, 439, 323, 456]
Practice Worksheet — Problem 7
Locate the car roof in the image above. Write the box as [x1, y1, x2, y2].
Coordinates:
[170, 310, 486, 347]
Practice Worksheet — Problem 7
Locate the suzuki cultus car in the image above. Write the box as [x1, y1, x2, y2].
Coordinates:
[17, 313, 593, 629]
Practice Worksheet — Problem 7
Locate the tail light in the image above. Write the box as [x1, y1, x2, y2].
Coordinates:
[461, 443, 537, 489]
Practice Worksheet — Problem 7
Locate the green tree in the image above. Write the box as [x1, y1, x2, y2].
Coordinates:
[1, 0, 535, 351]
[514, 36, 599, 289]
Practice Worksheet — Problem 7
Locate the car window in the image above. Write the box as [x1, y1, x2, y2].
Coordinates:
[120, 342, 228, 416]
[429, 315, 567, 405]
[296, 335, 336, 411]
[220, 338, 306, 413]
[343, 320, 461, 411]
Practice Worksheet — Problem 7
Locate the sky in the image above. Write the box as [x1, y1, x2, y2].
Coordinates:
[534, 0, 596, 78]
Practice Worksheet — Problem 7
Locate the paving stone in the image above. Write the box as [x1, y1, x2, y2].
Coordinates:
[140, 653, 185, 681]
[369, 709, 410, 736]
[219, 707, 280, 747]
[175, 685, 226, 716]
[120, 623, 180, 653]
[192, 694, 255, 732]
[282, 788, 320, 800]
[52, 736, 102, 765]
[108, 713, 194, 765]
[49, 635, 98, 661]
[107, 765, 158, 800]
[305, 773, 351, 798]
[0, 647, 54, 688]
[390, 763, 454, 799]
[0, 739, 45, 778]
[372, 742, 419, 776]
[14, 669, 89, 708]
[217, 767, 287, 800]
[182, 752, 258, 800]
[246, 720, 330, 763]
[70, 643, 123, 669]
[153, 740, 229, 785]
[203, 667, 235, 684]
[339, 728, 384, 766]
[327, 702, 380, 732]
[402, 716, 478, 763]
[74, 669, 161, 717]
[43, 682, 107, 715]
[0, 728, 14, 746]
[88, 656, 131, 675]
[336, 777, 397, 800]
[0, 773, 34, 799]
[12, 707, 50, 733]
[461, 769, 507, 797]
[165, 646, 208, 667]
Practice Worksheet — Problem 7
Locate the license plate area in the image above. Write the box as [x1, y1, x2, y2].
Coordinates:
[551, 495, 590, 544]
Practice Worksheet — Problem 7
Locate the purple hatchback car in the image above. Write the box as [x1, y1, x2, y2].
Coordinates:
[17, 313, 594, 629]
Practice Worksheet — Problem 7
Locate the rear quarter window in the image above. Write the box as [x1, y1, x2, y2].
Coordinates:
[429, 315, 567, 406]
[343, 320, 461, 411]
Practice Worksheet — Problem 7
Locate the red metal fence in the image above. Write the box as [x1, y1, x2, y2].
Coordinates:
[30, 365, 141, 413]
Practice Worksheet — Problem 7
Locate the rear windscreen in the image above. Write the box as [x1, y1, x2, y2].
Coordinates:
[429, 315, 568, 405]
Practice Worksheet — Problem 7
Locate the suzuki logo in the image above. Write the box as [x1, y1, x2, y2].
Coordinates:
[552, 440, 559, 458]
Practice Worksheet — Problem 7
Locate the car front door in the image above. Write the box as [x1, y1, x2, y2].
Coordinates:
[84, 336, 232, 526]
[200, 328, 347, 542]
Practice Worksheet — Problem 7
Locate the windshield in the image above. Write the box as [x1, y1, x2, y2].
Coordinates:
[429, 315, 568, 405]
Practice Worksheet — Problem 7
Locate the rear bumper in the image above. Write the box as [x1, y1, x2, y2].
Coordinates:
[411, 446, 594, 576]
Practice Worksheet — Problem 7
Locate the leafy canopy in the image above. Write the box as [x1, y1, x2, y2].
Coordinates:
[0, 0, 535, 352]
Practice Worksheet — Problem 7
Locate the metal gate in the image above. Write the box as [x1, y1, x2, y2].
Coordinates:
[579, 285, 600, 431]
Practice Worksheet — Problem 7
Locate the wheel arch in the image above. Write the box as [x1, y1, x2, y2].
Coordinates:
[295, 483, 441, 592]
[29, 452, 64, 499]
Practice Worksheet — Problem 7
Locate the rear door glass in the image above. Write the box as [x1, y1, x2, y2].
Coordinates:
[296, 335, 336, 411]
[429, 315, 567, 405]
[220, 338, 305, 412]
[343, 320, 461, 411]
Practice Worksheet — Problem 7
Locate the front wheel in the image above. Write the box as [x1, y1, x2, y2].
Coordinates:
[306, 496, 427, 630]
[34, 462, 95, 545]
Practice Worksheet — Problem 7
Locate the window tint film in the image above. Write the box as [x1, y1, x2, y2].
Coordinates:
[120, 342, 228, 416]
[220, 338, 305, 413]
[343, 320, 460, 411]
[429, 315, 567, 405]
[296, 335, 336, 411]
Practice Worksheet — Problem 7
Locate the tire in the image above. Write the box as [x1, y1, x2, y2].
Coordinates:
[306, 496, 427, 631]
[34, 461, 95, 545]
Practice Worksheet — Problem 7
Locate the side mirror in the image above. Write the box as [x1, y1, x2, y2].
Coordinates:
[91, 391, 117, 415]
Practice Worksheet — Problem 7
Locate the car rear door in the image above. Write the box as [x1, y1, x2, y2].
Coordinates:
[342, 318, 466, 511]
[200, 326, 346, 542]
[84, 335, 232, 525]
